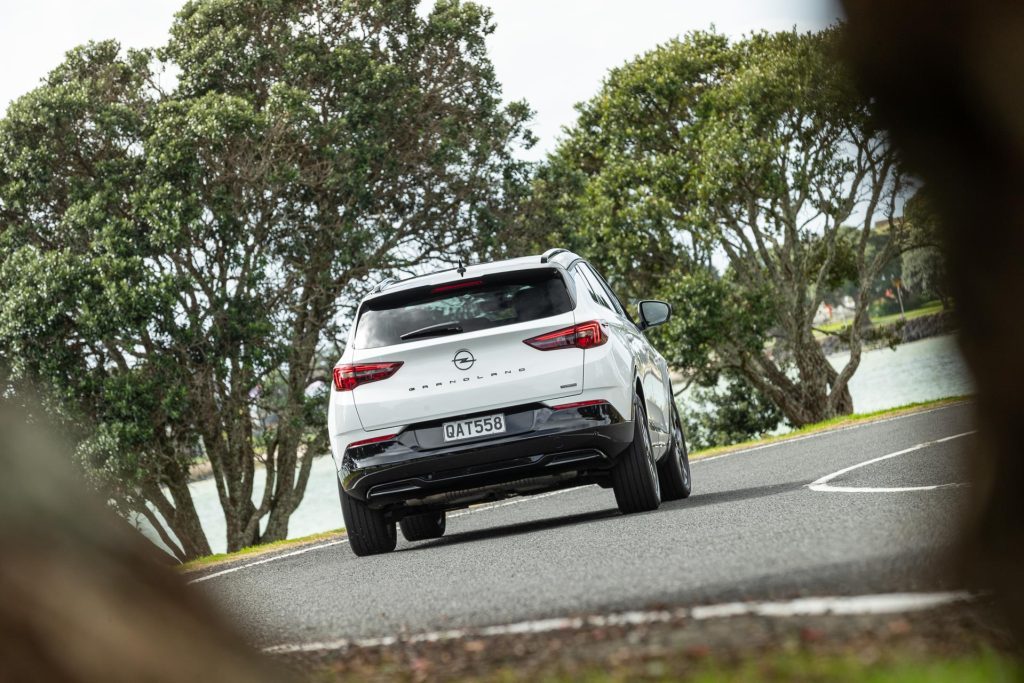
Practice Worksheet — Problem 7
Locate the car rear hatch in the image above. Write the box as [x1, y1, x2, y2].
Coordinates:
[348, 267, 584, 431]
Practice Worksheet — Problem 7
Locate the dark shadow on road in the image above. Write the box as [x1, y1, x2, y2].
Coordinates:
[404, 508, 621, 552]
[660, 481, 805, 511]
[405, 482, 804, 552]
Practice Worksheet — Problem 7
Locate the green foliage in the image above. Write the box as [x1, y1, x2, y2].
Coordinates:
[648, 270, 774, 383]
[523, 31, 735, 302]
[532, 27, 909, 427]
[0, 42, 181, 480]
[901, 190, 951, 306]
[903, 187, 942, 247]
[0, 0, 531, 558]
[682, 373, 783, 451]
[812, 228, 861, 299]
[902, 246, 949, 306]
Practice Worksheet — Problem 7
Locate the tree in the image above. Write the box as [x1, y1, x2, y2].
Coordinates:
[532, 28, 910, 426]
[0, 0, 531, 559]
[682, 372, 783, 451]
[901, 190, 951, 308]
[902, 247, 949, 307]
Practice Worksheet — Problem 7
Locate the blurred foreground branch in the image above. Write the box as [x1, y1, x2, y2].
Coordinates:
[841, 0, 1024, 640]
[0, 407, 288, 683]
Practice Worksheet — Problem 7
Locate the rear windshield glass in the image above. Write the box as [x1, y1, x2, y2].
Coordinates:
[354, 269, 573, 349]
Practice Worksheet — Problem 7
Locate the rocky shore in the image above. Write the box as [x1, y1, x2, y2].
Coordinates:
[820, 310, 957, 356]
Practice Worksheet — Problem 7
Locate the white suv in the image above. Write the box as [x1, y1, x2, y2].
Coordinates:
[328, 249, 691, 555]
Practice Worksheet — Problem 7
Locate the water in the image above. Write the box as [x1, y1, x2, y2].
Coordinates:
[829, 335, 972, 413]
[142, 334, 972, 555]
[174, 454, 343, 557]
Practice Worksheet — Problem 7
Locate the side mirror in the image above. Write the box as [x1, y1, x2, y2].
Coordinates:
[637, 300, 672, 330]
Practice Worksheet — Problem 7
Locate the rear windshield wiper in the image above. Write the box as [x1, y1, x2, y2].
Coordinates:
[399, 322, 464, 341]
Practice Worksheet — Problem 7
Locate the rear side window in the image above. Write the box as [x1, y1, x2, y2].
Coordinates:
[584, 264, 629, 318]
[572, 263, 612, 310]
[354, 269, 574, 349]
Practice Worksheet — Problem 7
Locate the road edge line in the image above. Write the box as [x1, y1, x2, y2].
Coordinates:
[261, 591, 975, 655]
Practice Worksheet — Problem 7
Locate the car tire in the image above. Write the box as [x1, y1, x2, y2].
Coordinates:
[658, 404, 692, 500]
[338, 479, 397, 556]
[399, 511, 446, 541]
[611, 393, 662, 513]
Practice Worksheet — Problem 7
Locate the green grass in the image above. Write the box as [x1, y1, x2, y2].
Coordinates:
[180, 528, 345, 571]
[686, 650, 1019, 683]
[309, 646, 1019, 682]
[507, 649, 1022, 683]
[689, 395, 970, 461]
[180, 395, 970, 572]
[815, 301, 946, 335]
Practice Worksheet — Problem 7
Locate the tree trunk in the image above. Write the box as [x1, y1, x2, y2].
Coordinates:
[740, 331, 855, 428]
[260, 448, 296, 543]
[193, 377, 262, 554]
[259, 267, 337, 543]
[142, 480, 212, 560]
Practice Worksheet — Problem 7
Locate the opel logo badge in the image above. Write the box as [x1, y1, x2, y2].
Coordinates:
[452, 349, 475, 371]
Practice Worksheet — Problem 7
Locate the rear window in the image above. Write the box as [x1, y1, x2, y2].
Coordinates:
[354, 269, 573, 349]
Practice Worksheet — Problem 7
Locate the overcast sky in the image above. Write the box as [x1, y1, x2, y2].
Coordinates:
[0, 0, 841, 159]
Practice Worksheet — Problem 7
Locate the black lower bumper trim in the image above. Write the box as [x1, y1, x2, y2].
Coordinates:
[340, 404, 632, 510]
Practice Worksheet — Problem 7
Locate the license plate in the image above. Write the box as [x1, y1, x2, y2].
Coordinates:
[442, 413, 506, 442]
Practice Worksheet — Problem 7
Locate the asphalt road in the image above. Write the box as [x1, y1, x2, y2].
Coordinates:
[195, 402, 976, 649]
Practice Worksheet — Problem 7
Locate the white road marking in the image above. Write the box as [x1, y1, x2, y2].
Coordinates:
[187, 540, 350, 584]
[808, 431, 975, 493]
[262, 591, 974, 654]
[689, 592, 972, 618]
[186, 488, 580, 584]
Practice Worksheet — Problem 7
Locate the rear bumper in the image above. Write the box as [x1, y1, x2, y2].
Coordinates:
[339, 403, 632, 509]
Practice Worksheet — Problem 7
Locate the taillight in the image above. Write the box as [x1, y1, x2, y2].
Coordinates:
[551, 399, 609, 410]
[524, 321, 606, 351]
[332, 362, 403, 391]
[348, 433, 398, 449]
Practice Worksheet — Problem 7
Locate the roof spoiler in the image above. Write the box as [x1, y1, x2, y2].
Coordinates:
[371, 277, 398, 294]
[369, 264, 464, 295]
[540, 248, 568, 264]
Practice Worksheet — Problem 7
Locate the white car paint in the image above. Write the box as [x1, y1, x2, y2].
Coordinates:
[327, 250, 673, 472]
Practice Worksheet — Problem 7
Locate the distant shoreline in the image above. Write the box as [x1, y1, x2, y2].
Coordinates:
[820, 311, 955, 356]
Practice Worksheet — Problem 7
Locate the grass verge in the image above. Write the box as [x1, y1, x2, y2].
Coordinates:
[297, 604, 1017, 682]
[688, 395, 970, 462]
[180, 394, 971, 572]
[180, 528, 345, 572]
[481, 649, 1020, 683]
